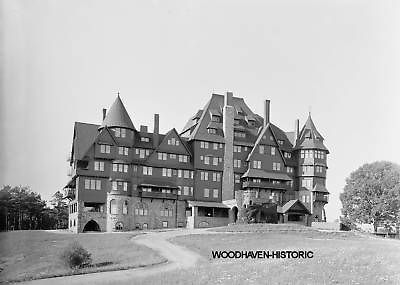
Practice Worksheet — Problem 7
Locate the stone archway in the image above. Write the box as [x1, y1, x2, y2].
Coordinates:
[83, 220, 101, 232]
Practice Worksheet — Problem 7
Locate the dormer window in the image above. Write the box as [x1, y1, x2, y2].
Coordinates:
[141, 137, 150, 142]
[278, 139, 284, 145]
[211, 115, 221, 123]
[234, 131, 246, 138]
[167, 138, 180, 146]
[208, 128, 217, 134]
[113, 128, 126, 138]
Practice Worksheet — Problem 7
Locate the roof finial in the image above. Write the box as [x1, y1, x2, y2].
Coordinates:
[117, 91, 120, 97]
[308, 105, 312, 117]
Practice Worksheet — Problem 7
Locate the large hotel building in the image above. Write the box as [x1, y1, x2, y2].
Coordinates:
[64, 92, 329, 232]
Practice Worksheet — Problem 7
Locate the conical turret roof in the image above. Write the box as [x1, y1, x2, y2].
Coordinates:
[100, 96, 135, 130]
[296, 114, 328, 152]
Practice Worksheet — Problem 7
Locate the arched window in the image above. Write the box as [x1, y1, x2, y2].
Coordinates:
[134, 202, 148, 216]
[142, 223, 148, 229]
[123, 200, 128, 215]
[115, 222, 123, 231]
[110, 199, 117, 214]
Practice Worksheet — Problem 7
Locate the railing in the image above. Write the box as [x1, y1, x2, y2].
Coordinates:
[139, 191, 178, 200]
[64, 188, 76, 200]
[314, 195, 328, 203]
[242, 180, 292, 190]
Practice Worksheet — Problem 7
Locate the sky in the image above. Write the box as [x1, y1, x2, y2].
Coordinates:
[1, 0, 400, 221]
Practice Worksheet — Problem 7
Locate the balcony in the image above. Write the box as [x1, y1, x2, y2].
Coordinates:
[139, 190, 178, 200]
[314, 194, 329, 203]
[64, 188, 76, 200]
[242, 180, 292, 191]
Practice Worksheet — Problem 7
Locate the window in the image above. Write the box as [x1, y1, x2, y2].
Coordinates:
[212, 115, 221, 123]
[234, 119, 240, 125]
[112, 163, 128, 173]
[113, 128, 126, 138]
[204, 156, 210, 165]
[235, 174, 241, 183]
[134, 203, 148, 216]
[118, 147, 129, 156]
[259, 145, 264, 154]
[271, 147, 276, 156]
[213, 189, 219, 198]
[284, 152, 291, 158]
[160, 208, 173, 217]
[115, 222, 124, 230]
[219, 143, 224, 149]
[162, 221, 168, 228]
[253, 178, 261, 183]
[208, 128, 217, 134]
[233, 145, 241, 153]
[204, 188, 210, 198]
[123, 201, 128, 214]
[200, 141, 209, 149]
[178, 155, 188, 163]
[273, 162, 281, 171]
[234, 132, 246, 138]
[286, 167, 294, 173]
[182, 186, 192, 196]
[94, 161, 104, 171]
[110, 199, 117, 214]
[158, 152, 167, 160]
[100, 144, 111, 154]
[213, 143, 218, 150]
[302, 178, 313, 189]
[213, 172, 221, 182]
[85, 179, 101, 190]
[234, 159, 241, 168]
[201, 171, 208, 181]
[270, 135, 274, 141]
[212, 157, 218, 166]
[278, 140, 284, 145]
[141, 137, 150, 142]
[167, 137, 180, 146]
[184, 170, 190, 179]
[143, 166, 152, 175]
[112, 181, 128, 191]
[301, 150, 305, 158]
[253, 160, 261, 169]
[136, 148, 150, 158]
[162, 168, 172, 177]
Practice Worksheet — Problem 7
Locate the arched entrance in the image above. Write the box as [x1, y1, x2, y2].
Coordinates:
[232, 206, 238, 223]
[83, 220, 101, 232]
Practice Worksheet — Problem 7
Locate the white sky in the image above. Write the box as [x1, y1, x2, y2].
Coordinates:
[1, 0, 400, 221]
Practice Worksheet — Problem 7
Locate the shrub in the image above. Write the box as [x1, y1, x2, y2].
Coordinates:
[61, 241, 92, 269]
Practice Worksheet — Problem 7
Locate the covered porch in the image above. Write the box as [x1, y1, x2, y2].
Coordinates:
[186, 201, 230, 228]
[278, 199, 312, 226]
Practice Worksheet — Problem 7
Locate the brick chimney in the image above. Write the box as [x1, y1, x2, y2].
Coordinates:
[222, 91, 235, 201]
[102, 108, 107, 120]
[153, 114, 159, 148]
[294, 119, 299, 146]
[264, 100, 270, 126]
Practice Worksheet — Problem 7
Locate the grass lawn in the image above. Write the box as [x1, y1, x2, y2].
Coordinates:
[136, 225, 400, 285]
[0, 230, 165, 283]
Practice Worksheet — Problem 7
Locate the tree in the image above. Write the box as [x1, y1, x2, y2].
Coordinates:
[340, 161, 400, 232]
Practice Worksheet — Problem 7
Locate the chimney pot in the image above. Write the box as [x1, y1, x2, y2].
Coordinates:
[294, 119, 299, 146]
[102, 108, 107, 120]
[264, 100, 270, 126]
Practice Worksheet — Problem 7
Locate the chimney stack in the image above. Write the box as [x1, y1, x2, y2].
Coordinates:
[140, 125, 148, 133]
[225, 91, 233, 107]
[102, 108, 107, 120]
[294, 119, 299, 145]
[264, 100, 270, 126]
[153, 114, 159, 147]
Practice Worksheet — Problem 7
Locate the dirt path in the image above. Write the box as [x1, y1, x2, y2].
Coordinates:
[15, 228, 210, 285]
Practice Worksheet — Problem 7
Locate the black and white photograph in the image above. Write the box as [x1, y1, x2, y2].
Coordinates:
[1, 0, 400, 284]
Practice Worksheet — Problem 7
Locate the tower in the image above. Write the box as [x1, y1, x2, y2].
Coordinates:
[294, 114, 329, 222]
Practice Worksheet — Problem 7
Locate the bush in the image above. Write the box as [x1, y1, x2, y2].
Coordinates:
[61, 241, 92, 269]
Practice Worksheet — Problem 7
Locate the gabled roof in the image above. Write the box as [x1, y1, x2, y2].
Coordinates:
[72, 122, 99, 161]
[100, 96, 135, 130]
[246, 123, 290, 165]
[181, 94, 263, 142]
[241, 168, 292, 181]
[278, 199, 311, 214]
[296, 114, 329, 152]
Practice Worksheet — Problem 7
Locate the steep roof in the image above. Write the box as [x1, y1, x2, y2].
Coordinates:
[278, 199, 311, 214]
[100, 96, 135, 130]
[71, 122, 99, 161]
[312, 183, 330, 193]
[181, 94, 263, 142]
[295, 114, 329, 152]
